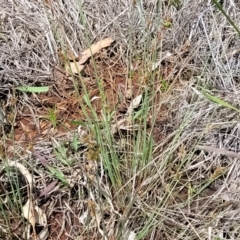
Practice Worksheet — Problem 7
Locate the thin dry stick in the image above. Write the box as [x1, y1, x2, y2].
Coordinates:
[196, 145, 240, 159]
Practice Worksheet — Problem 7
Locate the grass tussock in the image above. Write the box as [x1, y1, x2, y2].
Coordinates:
[1, 0, 240, 239]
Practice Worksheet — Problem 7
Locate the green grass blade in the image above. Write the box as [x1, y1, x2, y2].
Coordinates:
[212, 0, 240, 35]
[16, 86, 49, 93]
[72, 133, 78, 152]
[202, 90, 240, 113]
[47, 165, 69, 186]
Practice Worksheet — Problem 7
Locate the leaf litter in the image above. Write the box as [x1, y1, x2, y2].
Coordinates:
[2, 0, 240, 239]
[0, 161, 48, 240]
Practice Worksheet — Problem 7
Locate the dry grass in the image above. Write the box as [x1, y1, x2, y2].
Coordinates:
[1, 0, 240, 239]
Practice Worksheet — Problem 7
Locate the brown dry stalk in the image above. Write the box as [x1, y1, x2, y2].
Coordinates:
[196, 145, 240, 159]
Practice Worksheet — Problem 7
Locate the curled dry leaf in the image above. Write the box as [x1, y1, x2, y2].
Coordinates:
[0, 161, 35, 193]
[78, 37, 114, 65]
[126, 94, 142, 115]
[0, 161, 48, 240]
[66, 37, 114, 75]
[111, 94, 142, 134]
[111, 116, 140, 134]
[91, 96, 101, 102]
[23, 200, 49, 240]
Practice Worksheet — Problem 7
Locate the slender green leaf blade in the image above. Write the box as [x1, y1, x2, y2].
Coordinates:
[212, 0, 240, 36]
[72, 133, 78, 152]
[54, 147, 70, 167]
[70, 120, 87, 126]
[16, 86, 49, 93]
[47, 165, 69, 186]
[202, 90, 240, 113]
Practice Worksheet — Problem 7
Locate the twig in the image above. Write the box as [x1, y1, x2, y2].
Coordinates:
[196, 145, 240, 159]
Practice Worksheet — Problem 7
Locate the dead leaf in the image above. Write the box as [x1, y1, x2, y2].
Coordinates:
[34, 151, 48, 167]
[22, 200, 36, 229]
[23, 200, 48, 240]
[151, 52, 172, 71]
[78, 38, 114, 65]
[0, 161, 49, 240]
[39, 180, 58, 198]
[91, 96, 101, 102]
[126, 94, 142, 115]
[66, 38, 114, 75]
[79, 210, 88, 225]
[123, 230, 136, 240]
[0, 161, 35, 204]
[6, 161, 35, 193]
[66, 62, 85, 75]
[111, 119, 126, 135]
